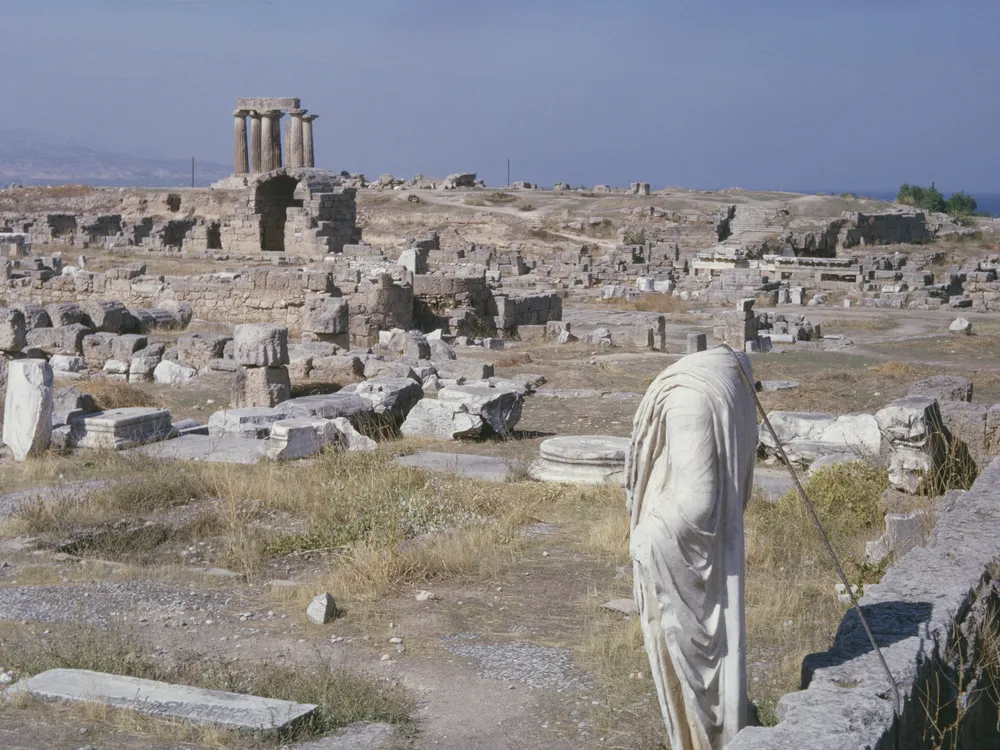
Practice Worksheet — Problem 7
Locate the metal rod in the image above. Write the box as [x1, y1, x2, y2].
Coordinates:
[723, 344, 902, 719]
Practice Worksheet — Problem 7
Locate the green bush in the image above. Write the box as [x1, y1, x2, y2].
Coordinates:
[898, 183, 978, 217]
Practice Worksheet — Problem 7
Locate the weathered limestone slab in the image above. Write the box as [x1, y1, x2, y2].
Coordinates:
[530, 435, 630, 485]
[83, 300, 126, 333]
[759, 411, 882, 465]
[907, 375, 973, 403]
[207, 407, 289, 439]
[436, 385, 523, 437]
[303, 297, 349, 335]
[400, 398, 484, 440]
[16, 668, 316, 732]
[233, 324, 289, 367]
[2, 359, 54, 461]
[153, 360, 197, 385]
[70, 407, 173, 450]
[232, 366, 291, 408]
[177, 333, 231, 371]
[0, 307, 26, 352]
[281, 393, 371, 422]
[355, 378, 423, 424]
[395, 451, 511, 482]
[727, 462, 1000, 750]
[137, 434, 269, 463]
[237, 97, 301, 111]
[26, 324, 90, 355]
[875, 396, 946, 494]
[267, 418, 324, 460]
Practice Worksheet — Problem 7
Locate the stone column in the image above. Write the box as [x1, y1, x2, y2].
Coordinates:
[302, 114, 318, 168]
[249, 111, 263, 173]
[260, 110, 277, 172]
[233, 109, 250, 175]
[287, 109, 307, 168]
[270, 110, 285, 170]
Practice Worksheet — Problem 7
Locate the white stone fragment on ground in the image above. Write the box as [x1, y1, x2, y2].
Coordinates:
[949, 317, 972, 335]
[415, 590, 438, 602]
[50, 354, 86, 373]
[267, 419, 324, 460]
[601, 599, 637, 615]
[306, 593, 339, 624]
[0, 307, 26, 352]
[436, 384, 524, 437]
[758, 411, 882, 466]
[875, 396, 946, 495]
[330, 417, 376, 451]
[153, 360, 197, 385]
[2, 359, 54, 461]
[69, 407, 173, 450]
[13, 668, 317, 732]
[530, 435, 631, 485]
[400, 398, 484, 440]
[233, 323, 290, 367]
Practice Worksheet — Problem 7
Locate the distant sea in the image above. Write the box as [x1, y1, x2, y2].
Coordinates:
[807, 189, 1000, 217]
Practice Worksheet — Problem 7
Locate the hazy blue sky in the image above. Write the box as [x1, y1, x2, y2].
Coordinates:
[4, 0, 998, 191]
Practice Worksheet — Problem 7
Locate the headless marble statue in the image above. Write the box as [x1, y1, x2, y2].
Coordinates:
[626, 347, 757, 750]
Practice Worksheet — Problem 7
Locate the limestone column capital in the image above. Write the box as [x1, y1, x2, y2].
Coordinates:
[233, 109, 251, 118]
[302, 113, 319, 122]
[288, 108, 308, 118]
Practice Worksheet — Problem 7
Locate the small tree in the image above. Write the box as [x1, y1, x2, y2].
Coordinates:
[945, 191, 978, 216]
[897, 183, 947, 213]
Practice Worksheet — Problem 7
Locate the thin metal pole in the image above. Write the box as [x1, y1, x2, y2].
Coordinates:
[191, 157, 195, 188]
[507, 158, 510, 187]
[723, 344, 902, 720]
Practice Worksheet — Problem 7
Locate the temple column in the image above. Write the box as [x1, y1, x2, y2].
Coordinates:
[249, 111, 263, 173]
[233, 109, 250, 175]
[287, 109, 306, 168]
[260, 110, 283, 172]
[271, 110, 285, 169]
[302, 114, 318, 168]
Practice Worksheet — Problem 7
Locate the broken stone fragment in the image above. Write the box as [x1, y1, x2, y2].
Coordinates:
[306, 593, 339, 624]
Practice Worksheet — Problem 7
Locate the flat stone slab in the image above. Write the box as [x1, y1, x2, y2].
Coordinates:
[600, 598, 637, 615]
[753, 466, 797, 501]
[70, 407, 173, 450]
[759, 379, 800, 392]
[288, 722, 394, 749]
[395, 451, 511, 482]
[135, 434, 268, 464]
[530, 435, 630, 486]
[15, 668, 317, 732]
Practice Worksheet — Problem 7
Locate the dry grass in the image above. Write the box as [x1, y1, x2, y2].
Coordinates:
[76, 378, 163, 410]
[607, 293, 701, 315]
[822, 316, 899, 332]
[0, 620, 412, 747]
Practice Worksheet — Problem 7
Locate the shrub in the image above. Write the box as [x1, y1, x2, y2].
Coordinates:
[898, 183, 977, 217]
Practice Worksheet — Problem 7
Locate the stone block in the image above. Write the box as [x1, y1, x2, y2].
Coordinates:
[400, 398, 485, 440]
[207, 407, 289, 439]
[25, 324, 90, 356]
[232, 366, 291, 409]
[82, 332, 117, 366]
[0, 308, 26, 352]
[303, 297, 349, 335]
[529, 435, 630, 486]
[2, 359, 53, 461]
[84, 300, 127, 333]
[266, 418, 324, 460]
[687, 333, 707, 354]
[908, 375, 973, 403]
[875, 396, 947, 494]
[233, 324, 289, 367]
[69, 407, 173, 450]
[355, 377, 423, 425]
[112, 334, 148, 361]
[437, 384, 523, 437]
[15, 669, 316, 733]
[45, 302, 85, 327]
[153, 360, 197, 385]
[12, 302, 50, 329]
[177, 333, 231, 370]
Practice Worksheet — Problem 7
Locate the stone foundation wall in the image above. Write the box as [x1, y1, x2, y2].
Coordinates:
[730, 459, 1000, 750]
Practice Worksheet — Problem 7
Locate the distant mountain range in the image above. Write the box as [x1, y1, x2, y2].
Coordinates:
[0, 129, 231, 187]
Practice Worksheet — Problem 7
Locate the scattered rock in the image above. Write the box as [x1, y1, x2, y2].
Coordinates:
[306, 593, 339, 625]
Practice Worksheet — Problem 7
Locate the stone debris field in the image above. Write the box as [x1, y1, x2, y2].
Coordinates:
[3, 151, 1000, 749]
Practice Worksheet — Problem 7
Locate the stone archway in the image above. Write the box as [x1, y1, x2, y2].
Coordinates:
[254, 174, 303, 253]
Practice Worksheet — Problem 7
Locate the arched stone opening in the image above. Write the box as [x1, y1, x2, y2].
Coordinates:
[254, 174, 303, 253]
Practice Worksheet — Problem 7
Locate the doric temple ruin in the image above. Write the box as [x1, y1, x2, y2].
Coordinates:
[232, 98, 318, 175]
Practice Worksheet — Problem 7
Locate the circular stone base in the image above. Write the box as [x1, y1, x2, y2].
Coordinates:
[529, 435, 631, 486]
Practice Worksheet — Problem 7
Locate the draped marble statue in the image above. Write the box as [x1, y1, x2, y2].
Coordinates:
[626, 347, 758, 750]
